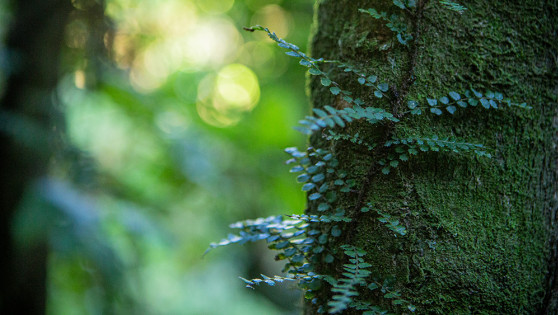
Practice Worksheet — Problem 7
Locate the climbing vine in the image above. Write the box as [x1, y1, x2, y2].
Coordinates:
[208, 1, 530, 313]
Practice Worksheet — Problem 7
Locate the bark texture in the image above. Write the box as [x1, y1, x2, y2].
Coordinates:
[307, 0, 557, 313]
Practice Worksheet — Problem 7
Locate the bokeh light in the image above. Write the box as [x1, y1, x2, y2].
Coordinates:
[196, 63, 260, 127]
[1, 0, 313, 313]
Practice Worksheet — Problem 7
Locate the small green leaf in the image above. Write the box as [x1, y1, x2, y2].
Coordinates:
[299, 59, 311, 67]
[468, 98, 478, 106]
[331, 225, 342, 237]
[290, 166, 304, 173]
[471, 89, 482, 98]
[330, 86, 341, 95]
[297, 174, 310, 183]
[430, 108, 443, 115]
[381, 166, 391, 175]
[307, 165, 319, 174]
[407, 100, 418, 109]
[367, 75, 377, 83]
[313, 108, 327, 117]
[309, 68, 321, 75]
[358, 77, 366, 85]
[446, 105, 457, 114]
[302, 183, 315, 191]
[392, 0, 406, 9]
[374, 90, 383, 98]
[342, 95, 353, 103]
[309, 193, 322, 200]
[318, 203, 330, 211]
[384, 292, 398, 299]
[389, 160, 399, 168]
[321, 77, 332, 86]
[427, 98, 438, 106]
[449, 91, 461, 100]
[378, 83, 389, 92]
[368, 283, 379, 291]
[323, 117, 335, 127]
[312, 173, 325, 182]
[440, 96, 449, 104]
[480, 98, 490, 109]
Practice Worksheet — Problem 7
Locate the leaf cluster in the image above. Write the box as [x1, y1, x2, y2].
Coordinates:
[361, 204, 407, 236]
[438, 1, 467, 13]
[379, 135, 490, 174]
[324, 130, 376, 151]
[216, 5, 532, 312]
[326, 245, 374, 314]
[407, 89, 530, 116]
[296, 105, 398, 135]
[358, 5, 413, 46]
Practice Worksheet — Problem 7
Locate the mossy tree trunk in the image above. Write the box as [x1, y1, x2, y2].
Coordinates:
[306, 0, 557, 313]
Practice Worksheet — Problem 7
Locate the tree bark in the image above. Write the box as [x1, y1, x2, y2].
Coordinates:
[306, 0, 557, 313]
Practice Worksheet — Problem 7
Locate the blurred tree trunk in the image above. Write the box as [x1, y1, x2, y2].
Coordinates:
[0, 0, 71, 313]
[307, 0, 557, 313]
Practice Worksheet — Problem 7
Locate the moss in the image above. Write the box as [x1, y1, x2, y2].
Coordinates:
[307, 0, 557, 313]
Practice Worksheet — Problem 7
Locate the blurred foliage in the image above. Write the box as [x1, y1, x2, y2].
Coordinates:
[1, 0, 313, 313]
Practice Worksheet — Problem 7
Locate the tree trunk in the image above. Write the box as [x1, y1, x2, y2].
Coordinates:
[306, 0, 557, 313]
[0, 0, 72, 313]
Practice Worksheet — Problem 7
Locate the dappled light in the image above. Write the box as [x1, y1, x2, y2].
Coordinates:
[196, 63, 260, 127]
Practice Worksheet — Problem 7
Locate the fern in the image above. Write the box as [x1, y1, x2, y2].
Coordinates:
[324, 130, 376, 151]
[439, 1, 467, 13]
[214, 1, 531, 311]
[361, 204, 407, 236]
[358, 8, 413, 45]
[239, 274, 296, 289]
[288, 209, 352, 223]
[379, 135, 491, 174]
[245, 25, 394, 105]
[328, 245, 373, 314]
[296, 105, 399, 135]
[407, 89, 530, 116]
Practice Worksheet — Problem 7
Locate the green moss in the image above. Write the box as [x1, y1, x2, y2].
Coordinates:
[307, 0, 556, 313]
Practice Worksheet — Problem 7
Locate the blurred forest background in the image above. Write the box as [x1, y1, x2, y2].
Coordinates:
[0, 0, 313, 314]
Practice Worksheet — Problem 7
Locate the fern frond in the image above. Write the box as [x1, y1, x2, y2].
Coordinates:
[324, 130, 376, 151]
[378, 135, 490, 174]
[439, 1, 467, 13]
[406, 89, 531, 116]
[328, 245, 372, 314]
[239, 274, 296, 289]
[296, 105, 398, 135]
[359, 8, 413, 45]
